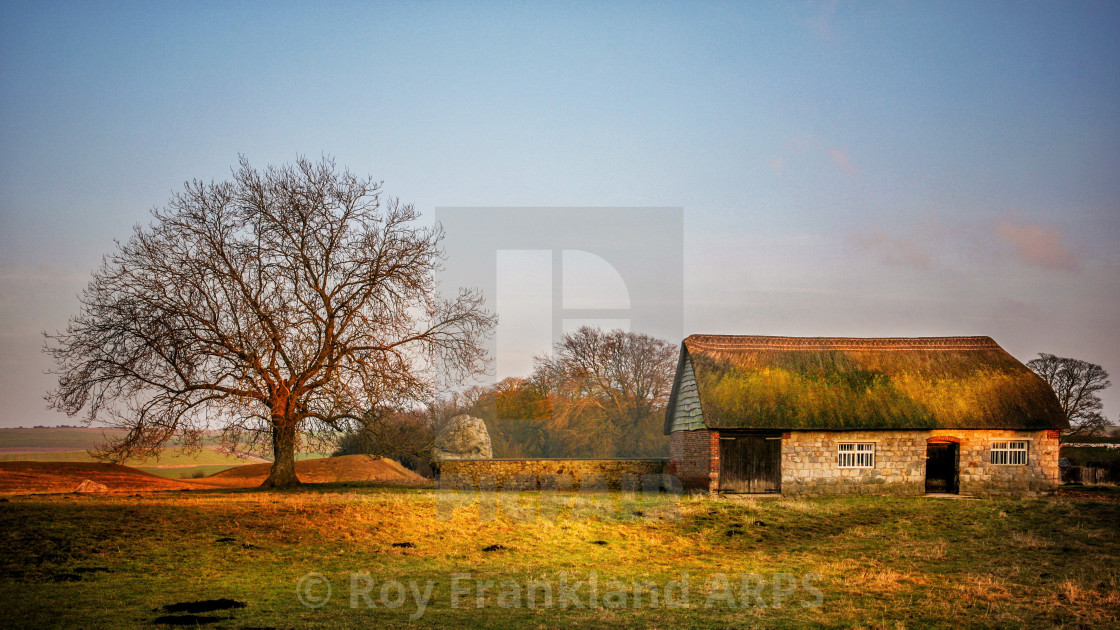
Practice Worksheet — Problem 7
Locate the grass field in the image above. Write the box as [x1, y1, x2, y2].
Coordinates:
[1, 486, 1117, 628]
[0, 427, 129, 450]
[1063, 446, 1120, 466]
[1, 450, 330, 480]
[0, 447, 259, 466]
[0, 428, 330, 479]
[0, 447, 265, 480]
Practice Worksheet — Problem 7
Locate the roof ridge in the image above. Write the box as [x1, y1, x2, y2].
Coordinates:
[684, 334, 1000, 352]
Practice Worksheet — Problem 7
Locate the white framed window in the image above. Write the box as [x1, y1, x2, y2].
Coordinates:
[837, 443, 875, 468]
[990, 441, 1028, 465]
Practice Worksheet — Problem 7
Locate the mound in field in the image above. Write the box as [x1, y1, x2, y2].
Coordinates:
[204, 454, 427, 487]
[0, 461, 207, 494]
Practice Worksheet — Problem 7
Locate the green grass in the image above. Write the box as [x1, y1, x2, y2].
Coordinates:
[0, 449, 329, 466]
[0, 451, 330, 480]
[296, 452, 330, 461]
[1060, 484, 1120, 497]
[0, 488, 1116, 628]
[0, 447, 260, 466]
[1062, 446, 1120, 466]
[0, 427, 129, 450]
[0, 427, 332, 470]
[0, 427, 333, 450]
[0, 451, 98, 462]
[1064, 436, 1120, 445]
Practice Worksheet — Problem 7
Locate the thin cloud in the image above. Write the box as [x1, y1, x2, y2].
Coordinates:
[994, 216, 1080, 272]
[994, 298, 1048, 323]
[850, 229, 931, 268]
[829, 148, 858, 175]
[769, 139, 857, 177]
[802, 0, 839, 40]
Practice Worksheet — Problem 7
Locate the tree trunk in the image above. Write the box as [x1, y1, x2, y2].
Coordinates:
[261, 421, 301, 489]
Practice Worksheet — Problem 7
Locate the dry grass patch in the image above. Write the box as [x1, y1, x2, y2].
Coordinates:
[905, 538, 948, 561]
[1010, 530, 1053, 549]
[956, 573, 1014, 602]
[1, 488, 1118, 628]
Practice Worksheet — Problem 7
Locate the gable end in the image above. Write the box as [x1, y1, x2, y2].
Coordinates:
[665, 348, 705, 434]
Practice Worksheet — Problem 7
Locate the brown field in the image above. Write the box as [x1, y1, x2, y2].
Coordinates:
[0, 454, 426, 494]
[0, 461, 206, 493]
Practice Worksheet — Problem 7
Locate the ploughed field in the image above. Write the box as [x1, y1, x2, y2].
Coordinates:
[0, 461, 205, 493]
[0, 480, 1117, 628]
[0, 455, 425, 493]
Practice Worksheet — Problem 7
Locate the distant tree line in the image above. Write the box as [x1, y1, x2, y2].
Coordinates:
[337, 327, 676, 466]
[343, 344, 1120, 468]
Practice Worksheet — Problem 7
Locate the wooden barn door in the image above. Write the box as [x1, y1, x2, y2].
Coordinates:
[925, 442, 959, 494]
[720, 435, 781, 493]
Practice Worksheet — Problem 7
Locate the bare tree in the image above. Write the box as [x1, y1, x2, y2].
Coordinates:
[45, 156, 495, 488]
[532, 327, 676, 456]
[1027, 353, 1111, 440]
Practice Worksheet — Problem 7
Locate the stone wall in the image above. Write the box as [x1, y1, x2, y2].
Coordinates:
[459, 430, 1062, 496]
[438, 458, 670, 491]
[781, 429, 1060, 497]
[955, 430, 1060, 496]
[668, 429, 719, 491]
[781, 431, 925, 496]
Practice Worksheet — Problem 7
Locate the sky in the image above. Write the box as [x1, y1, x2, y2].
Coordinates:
[1, 1, 1118, 427]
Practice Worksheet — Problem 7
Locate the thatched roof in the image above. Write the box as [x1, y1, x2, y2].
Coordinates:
[664, 335, 1068, 433]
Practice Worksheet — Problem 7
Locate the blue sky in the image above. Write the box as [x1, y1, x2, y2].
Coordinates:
[2, 1, 1118, 427]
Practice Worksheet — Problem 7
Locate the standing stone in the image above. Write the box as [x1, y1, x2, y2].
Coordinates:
[74, 479, 109, 493]
[432, 414, 493, 461]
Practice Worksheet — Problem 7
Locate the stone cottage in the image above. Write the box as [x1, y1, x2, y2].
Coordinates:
[665, 335, 1068, 497]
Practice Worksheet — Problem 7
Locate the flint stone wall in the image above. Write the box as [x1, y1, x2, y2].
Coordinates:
[438, 458, 671, 491]
[781, 429, 1060, 497]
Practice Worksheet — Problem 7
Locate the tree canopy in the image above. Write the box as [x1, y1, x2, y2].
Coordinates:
[45, 156, 494, 487]
[1027, 353, 1111, 439]
[529, 326, 677, 456]
[430, 327, 675, 458]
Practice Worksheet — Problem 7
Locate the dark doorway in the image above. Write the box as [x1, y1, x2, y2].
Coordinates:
[719, 435, 781, 493]
[925, 442, 959, 494]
